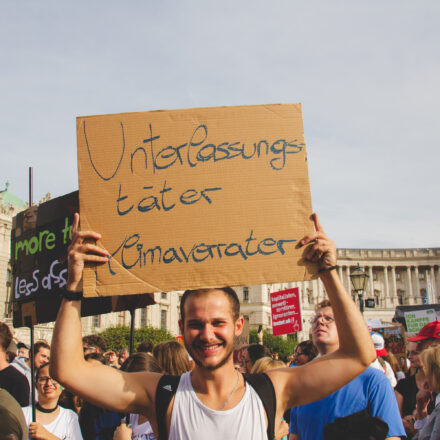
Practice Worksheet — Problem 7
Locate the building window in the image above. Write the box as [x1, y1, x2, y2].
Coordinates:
[92, 315, 101, 328]
[396, 272, 401, 281]
[140, 308, 147, 327]
[243, 287, 249, 302]
[160, 310, 167, 330]
[373, 272, 378, 281]
[267, 315, 271, 325]
[161, 292, 167, 300]
[418, 272, 425, 280]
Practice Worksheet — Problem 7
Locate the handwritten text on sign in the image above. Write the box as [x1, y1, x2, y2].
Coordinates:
[77, 104, 316, 297]
[270, 288, 302, 336]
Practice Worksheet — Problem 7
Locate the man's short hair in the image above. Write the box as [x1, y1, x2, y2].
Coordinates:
[84, 353, 106, 364]
[180, 287, 240, 322]
[33, 341, 50, 356]
[0, 323, 13, 352]
[247, 344, 271, 366]
[82, 335, 106, 353]
[315, 299, 332, 312]
[137, 341, 154, 353]
[295, 340, 319, 360]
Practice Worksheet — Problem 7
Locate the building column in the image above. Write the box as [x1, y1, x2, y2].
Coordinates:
[407, 266, 415, 305]
[313, 278, 320, 304]
[368, 266, 374, 298]
[429, 266, 437, 303]
[346, 266, 352, 296]
[300, 281, 307, 308]
[391, 266, 398, 303]
[414, 266, 421, 304]
[338, 266, 343, 287]
[384, 266, 391, 307]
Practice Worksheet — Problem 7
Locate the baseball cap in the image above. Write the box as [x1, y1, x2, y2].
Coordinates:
[371, 332, 387, 357]
[407, 320, 440, 342]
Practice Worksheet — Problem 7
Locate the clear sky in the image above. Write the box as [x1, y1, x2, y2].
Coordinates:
[1, 1, 439, 248]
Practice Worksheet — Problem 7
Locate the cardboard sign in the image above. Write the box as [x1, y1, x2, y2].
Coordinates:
[11, 192, 154, 327]
[77, 104, 316, 297]
[270, 287, 302, 336]
[404, 309, 436, 335]
[371, 324, 407, 360]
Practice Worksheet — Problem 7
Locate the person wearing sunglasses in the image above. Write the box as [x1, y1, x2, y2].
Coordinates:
[22, 363, 82, 440]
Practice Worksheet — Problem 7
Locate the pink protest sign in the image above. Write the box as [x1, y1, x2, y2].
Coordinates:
[270, 287, 302, 336]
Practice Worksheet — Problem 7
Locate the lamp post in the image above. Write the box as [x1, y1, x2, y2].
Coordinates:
[350, 263, 369, 314]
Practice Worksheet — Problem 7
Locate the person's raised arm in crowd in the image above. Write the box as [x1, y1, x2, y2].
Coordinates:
[50, 214, 161, 429]
[267, 213, 376, 416]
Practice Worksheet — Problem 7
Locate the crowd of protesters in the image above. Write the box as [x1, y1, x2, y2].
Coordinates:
[2, 318, 439, 440]
[1, 213, 440, 440]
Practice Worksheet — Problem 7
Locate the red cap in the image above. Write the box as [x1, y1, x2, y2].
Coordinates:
[407, 320, 440, 342]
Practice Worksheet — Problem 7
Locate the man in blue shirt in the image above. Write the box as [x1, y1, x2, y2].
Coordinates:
[289, 300, 405, 440]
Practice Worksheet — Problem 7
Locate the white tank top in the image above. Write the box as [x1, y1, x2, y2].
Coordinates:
[168, 371, 267, 440]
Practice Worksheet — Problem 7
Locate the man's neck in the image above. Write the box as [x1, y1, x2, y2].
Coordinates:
[317, 343, 339, 356]
[191, 360, 238, 394]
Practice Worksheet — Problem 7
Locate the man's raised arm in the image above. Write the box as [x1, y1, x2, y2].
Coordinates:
[50, 214, 160, 416]
[268, 213, 376, 411]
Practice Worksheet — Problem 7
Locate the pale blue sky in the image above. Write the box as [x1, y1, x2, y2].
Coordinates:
[1, 1, 439, 248]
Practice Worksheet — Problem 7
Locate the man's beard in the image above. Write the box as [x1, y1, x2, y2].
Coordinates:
[186, 337, 236, 371]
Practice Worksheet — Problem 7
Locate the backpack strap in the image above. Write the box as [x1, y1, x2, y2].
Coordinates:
[155, 374, 181, 440]
[244, 373, 276, 440]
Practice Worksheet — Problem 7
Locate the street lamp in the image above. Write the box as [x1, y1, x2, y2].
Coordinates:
[350, 263, 369, 314]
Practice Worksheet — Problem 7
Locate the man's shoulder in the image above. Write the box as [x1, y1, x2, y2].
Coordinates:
[0, 365, 28, 382]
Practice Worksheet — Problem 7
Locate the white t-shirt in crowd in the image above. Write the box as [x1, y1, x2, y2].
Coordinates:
[371, 358, 397, 388]
[22, 406, 83, 440]
[129, 413, 156, 440]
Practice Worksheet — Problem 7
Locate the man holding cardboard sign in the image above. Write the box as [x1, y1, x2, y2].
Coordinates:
[51, 212, 375, 439]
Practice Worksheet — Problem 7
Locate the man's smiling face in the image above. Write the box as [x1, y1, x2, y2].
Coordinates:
[179, 290, 243, 371]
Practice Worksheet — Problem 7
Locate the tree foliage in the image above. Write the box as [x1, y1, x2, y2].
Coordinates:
[249, 329, 297, 361]
[98, 326, 175, 352]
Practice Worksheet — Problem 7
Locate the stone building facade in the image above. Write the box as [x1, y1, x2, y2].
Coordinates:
[239, 247, 440, 340]
[2, 181, 439, 344]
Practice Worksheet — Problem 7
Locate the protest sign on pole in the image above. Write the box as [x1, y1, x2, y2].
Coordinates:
[270, 287, 302, 336]
[77, 104, 317, 297]
[11, 191, 154, 327]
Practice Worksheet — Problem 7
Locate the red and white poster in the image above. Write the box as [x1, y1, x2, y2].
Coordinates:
[270, 287, 302, 336]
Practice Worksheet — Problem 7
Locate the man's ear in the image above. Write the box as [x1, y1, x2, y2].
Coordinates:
[235, 316, 244, 337]
[178, 319, 184, 335]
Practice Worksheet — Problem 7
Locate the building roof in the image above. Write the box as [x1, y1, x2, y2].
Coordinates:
[0, 182, 27, 209]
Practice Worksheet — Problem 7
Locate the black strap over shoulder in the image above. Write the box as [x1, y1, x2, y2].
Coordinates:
[155, 373, 276, 440]
[244, 372, 277, 440]
[155, 374, 181, 440]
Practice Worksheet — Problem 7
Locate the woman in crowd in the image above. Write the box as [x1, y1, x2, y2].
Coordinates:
[293, 340, 318, 366]
[152, 341, 191, 376]
[413, 345, 440, 439]
[251, 357, 286, 374]
[113, 353, 163, 440]
[22, 362, 82, 440]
